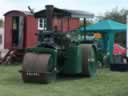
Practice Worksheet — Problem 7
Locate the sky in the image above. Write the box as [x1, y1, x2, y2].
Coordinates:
[0, 0, 128, 18]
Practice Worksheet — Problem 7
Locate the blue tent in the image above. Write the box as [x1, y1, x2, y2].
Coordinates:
[81, 19, 126, 32]
[81, 19, 126, 63]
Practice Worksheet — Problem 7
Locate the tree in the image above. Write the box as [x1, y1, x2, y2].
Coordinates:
[97, 8, 128, 47]
[98, 8, 128, 23]
[80, 19, 94, 28]
[0, 19, 3, 27]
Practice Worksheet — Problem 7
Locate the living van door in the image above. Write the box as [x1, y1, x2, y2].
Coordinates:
[12, 16, 24, 48]
[18, 16, 24, 48]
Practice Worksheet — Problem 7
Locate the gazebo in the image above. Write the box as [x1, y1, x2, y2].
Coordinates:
[81, 19, 126, 63]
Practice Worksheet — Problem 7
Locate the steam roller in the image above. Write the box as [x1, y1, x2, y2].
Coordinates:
[20, 30, 97, 83]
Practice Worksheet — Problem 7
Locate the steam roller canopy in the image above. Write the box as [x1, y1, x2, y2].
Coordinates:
[81, 44, 97, 77]
[22, 52, 55, 83]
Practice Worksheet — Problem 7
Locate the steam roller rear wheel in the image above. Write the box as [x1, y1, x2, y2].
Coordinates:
[21, 52, 52, 83]
[81, 44, 97, 77]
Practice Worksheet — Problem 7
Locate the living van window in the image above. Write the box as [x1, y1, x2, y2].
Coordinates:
[38, 18, 47, 30]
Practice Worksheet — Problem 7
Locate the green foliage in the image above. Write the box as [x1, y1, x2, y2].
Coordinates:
[81, 19, 93, 26]
[98, 8, 128, 24]
[97, 8, 128, 47]
[0, 65, 128, 96]
[0, 19, 3, 27]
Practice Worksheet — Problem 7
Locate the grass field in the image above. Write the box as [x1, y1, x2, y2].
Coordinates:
[0, 65, 128, 96]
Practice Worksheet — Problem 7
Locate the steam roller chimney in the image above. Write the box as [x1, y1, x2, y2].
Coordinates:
[46, 5, 54, 31]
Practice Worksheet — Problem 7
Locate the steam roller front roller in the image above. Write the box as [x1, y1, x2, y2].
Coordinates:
[21, 52, 56, 83]
[81, 44, 97, 77]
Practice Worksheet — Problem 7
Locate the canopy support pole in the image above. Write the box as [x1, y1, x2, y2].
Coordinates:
[108, 32, 114, 64]
[126, 15, 128, 57]
[83, 18, 86, 39]
[103, 33, 108, 53]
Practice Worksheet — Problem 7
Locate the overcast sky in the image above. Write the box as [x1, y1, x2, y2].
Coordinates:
[0, 0, 128, 18]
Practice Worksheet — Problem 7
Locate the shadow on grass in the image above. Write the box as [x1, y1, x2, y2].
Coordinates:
[56, 74, 90, 82]
[1, 74, 90, 85]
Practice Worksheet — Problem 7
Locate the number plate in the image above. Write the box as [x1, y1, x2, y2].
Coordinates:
[26, 72, 40, 76]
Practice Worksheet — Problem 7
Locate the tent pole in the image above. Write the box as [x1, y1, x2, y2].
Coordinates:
[126, 15, 128, 57]
[107, 32, 114, 64]
[83, 18, 86, 39]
